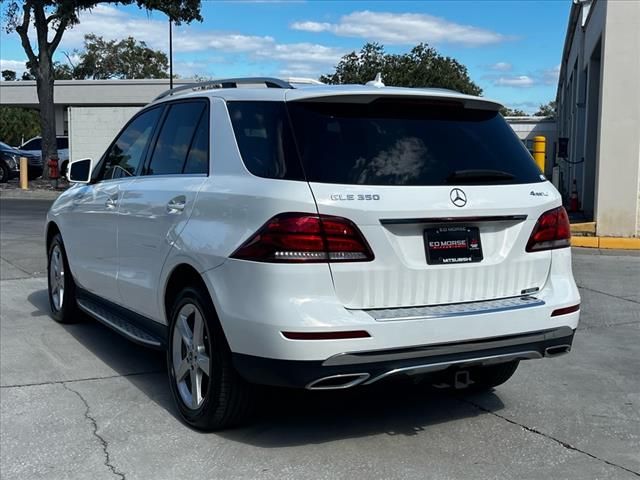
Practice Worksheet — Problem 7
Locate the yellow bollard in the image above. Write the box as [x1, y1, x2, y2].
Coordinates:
[532, 136, 546, 173]
[19, 157, 29, 190]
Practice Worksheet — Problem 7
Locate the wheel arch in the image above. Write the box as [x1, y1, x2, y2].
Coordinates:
[163, 263, 211, 326]
[45, 221, 61, 250]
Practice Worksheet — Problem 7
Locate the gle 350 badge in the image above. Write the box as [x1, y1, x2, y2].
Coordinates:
[331, 194, 381, 201]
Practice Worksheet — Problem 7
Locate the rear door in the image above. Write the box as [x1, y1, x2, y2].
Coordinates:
[286, 98, 558, 309]
[117, 99, 209, 320]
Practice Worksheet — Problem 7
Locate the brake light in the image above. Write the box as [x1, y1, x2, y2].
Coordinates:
[231, 213, 374, 263]
[526, 206, 571, 252]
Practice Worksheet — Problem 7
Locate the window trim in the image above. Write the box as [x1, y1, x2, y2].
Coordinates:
[92, 105, 165, 184]
[141, 98, 210, 177]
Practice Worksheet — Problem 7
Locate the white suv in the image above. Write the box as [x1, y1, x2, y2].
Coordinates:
[46, 77, 580, 430]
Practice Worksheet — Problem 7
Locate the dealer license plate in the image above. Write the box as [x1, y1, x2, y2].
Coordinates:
[424, 226, 483, 265]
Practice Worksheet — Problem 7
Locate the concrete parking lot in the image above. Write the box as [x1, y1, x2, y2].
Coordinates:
[1, 198, 639, 480]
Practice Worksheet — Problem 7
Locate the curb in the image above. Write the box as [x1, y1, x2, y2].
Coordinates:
[0, 190, 64, 200]
[572, 236, 640, 250]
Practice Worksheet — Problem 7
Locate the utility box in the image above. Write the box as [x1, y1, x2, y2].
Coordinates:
[68, 106, 141, 162]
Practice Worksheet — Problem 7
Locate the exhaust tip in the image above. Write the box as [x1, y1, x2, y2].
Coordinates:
[545, 345, 571, 357]
[306, 373, 370, 390]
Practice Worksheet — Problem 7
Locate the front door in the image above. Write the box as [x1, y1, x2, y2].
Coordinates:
[63, 106, 163, 302]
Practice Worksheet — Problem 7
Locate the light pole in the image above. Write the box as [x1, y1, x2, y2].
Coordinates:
[169, 17, 173, 89]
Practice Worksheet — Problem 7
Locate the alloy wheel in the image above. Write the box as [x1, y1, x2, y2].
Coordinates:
[49, 244, 65, 311]
[172, 303, 211, 410]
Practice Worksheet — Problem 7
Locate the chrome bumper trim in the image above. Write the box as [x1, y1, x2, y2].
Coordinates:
[323, 326, 574, 366]
[363, 295, 545, 322]
[363, 351, 542, 385]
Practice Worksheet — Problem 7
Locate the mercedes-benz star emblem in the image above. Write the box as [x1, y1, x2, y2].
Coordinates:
[450, 188, 467, 207]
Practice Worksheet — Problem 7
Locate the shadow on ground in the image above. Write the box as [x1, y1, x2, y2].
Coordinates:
[27, 287, 505, 447]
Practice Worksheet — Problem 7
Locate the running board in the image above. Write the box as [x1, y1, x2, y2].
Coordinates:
[77, 296, 164, 349]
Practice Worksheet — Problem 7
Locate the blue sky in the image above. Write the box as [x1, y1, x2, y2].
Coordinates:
[0, 0, 570, 113]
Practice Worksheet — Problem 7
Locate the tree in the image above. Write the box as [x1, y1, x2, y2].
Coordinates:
[500, 107, 528, 117]
[3, 1, 201, 178]
[71, 34, 169, 80]
[0, 107, 41, 146]
[534, 101, 556, 118]
[320, 43, 482, 96]
[1, 70, 16, 81]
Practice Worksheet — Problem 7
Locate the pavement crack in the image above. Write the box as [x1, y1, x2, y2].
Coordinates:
[62, 383, 126, 480]
[460, 397, 640, 478]
[0, 255, 33, 276]
[0, 370, 163, 389]
[577, 285, 640, 305]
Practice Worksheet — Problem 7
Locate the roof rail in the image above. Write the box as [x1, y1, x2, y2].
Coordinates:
[285, 77, 324, 85]
[154, 77, 293, 101]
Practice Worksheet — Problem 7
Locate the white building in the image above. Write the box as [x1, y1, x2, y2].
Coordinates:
[556, 0, 640, 237]
[0, 79, 193, 163]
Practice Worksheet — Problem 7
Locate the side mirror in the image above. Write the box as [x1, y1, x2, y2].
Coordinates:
[68, 158, 93, 183]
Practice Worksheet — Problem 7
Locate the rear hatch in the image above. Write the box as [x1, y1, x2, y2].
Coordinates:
[285, 96, 557, 309]
[226, 92, 559, 310]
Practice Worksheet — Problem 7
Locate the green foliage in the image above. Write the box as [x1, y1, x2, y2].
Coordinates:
[1, 70, 16, 81]
[500, 107, 528, 117]
[0, 107, 41, 146]
[534, 101, 556, 118]
[320, 43, 483, 96]
[2, 0, 202, 171]
[68, 34, 169, 79]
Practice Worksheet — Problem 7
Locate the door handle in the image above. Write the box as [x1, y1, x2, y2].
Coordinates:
[167, 196, 186, 214]
[105, 196, 118, 209]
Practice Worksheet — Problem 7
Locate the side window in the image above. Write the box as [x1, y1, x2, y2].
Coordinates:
[101, 107, 161, 180]
[22, 138, 41, 150]
[146, 101, 206, 176]
[57, 137, 69, 149]
[183, 110, 209, 174]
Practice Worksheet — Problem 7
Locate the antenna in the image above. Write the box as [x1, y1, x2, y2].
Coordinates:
[366, 73, 385, 88]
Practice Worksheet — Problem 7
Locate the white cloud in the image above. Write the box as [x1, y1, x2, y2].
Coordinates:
[489, 62, 512, 72]
[5, 6, 341, 79]
[291, 11, 509, 46]
[542, 64, 560, 85]
[290, 21, 332, 32]
[0, 59, 27, 75]
[494, 75, 536, 88]
[257, 43, 343, 64]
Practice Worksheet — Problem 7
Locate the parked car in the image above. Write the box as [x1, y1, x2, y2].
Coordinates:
[45, 77, 580, 430]
[19, 136, 70, 175]
[0, 141, 43, 182]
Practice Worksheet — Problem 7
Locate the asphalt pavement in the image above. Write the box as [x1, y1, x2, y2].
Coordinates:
[1, 198, 639, 480]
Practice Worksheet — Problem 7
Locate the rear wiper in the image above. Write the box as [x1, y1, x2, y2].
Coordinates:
[446, 169, 515, 183]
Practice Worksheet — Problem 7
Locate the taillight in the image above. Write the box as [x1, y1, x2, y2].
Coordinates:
[526, 206, 571, 252]
[231, 213, 374, 263]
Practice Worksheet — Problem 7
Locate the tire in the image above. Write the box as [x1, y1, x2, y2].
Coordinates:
[167, 286, 254, 430]
[60, 160, 68, 178]
[47, 233, 80, 323]
[467, 360, 520, 391]
[0, 162, 9, 183]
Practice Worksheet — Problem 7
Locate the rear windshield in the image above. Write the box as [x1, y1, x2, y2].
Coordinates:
[228, 100, 543, 186]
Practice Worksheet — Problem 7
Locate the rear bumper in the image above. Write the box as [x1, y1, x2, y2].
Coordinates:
[232, 326, 576, 389]
[203, 247, 580, 362]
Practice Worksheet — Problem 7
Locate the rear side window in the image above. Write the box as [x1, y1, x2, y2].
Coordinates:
[228, 100, 543, 185]
[227, 102, 304, 180]
[147, 101, 207, 175]
[183, 111, 209, 174]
